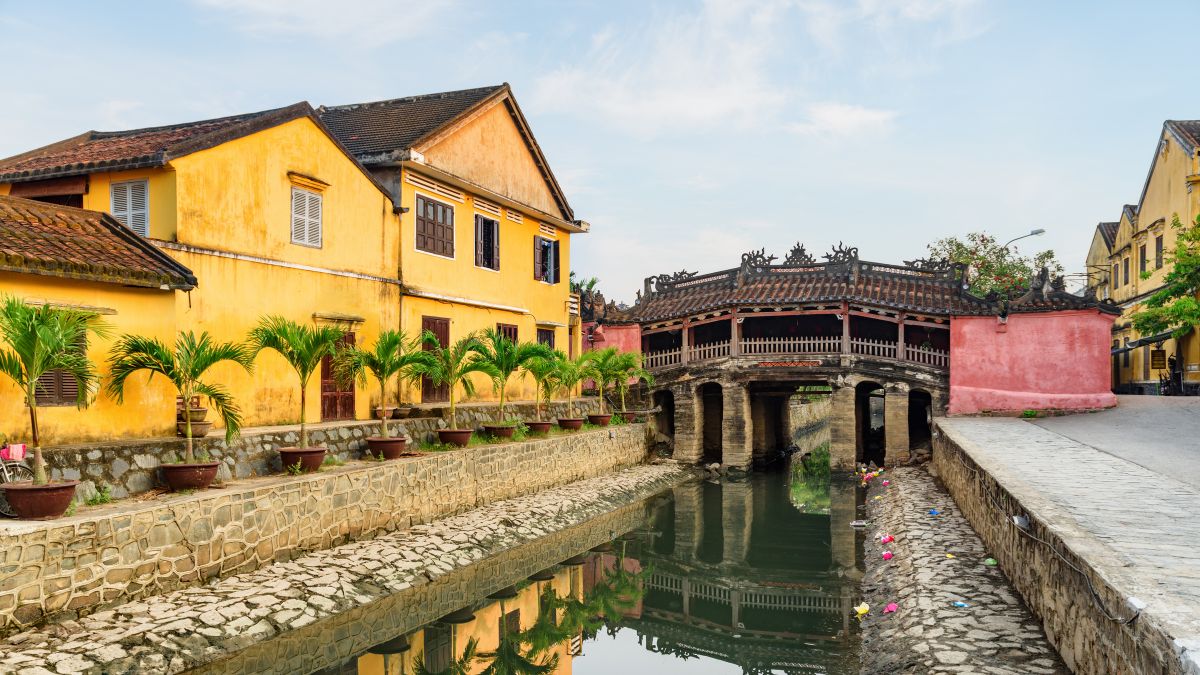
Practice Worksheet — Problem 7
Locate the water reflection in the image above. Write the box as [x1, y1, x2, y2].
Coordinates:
[347, 469, 862, 675]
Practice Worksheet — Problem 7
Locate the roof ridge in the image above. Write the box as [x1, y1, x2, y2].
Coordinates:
[318, 84, 506, 112]
[86, 104, 304, 138]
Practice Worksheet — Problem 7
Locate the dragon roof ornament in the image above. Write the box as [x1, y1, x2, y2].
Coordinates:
[823, 242, 859, 264]
[784, 243, 816, 265]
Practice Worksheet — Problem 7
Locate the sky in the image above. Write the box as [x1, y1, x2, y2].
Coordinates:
[2, 0, 1198, 303]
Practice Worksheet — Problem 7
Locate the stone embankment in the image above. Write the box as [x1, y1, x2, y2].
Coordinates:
[0, 424, 646, 632]
[858, 466, 1066, 674]
[0, 463, 688, 674]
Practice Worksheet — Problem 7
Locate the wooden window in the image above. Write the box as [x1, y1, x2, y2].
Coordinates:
[1139, 244, 1147, 275]
[1112, 262, 1120, 288]
[111, 179, 149, 236]
[35, 336, 86, 407]
[416, 195, 454, 257]
[500, 609, 521, 641]
[421, 316, 451, 402]
[290, 187, 322, 247]
[533, 236, 560, 284]
[537, 328, 555, 348]
[1123, 257, 1130, 287]
[496, 323, 518, 342]
[1156, 235, 1164, 269]
[475, 215, 500, 270]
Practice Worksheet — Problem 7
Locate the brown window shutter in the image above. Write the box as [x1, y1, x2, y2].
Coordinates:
[491, 220, 500, 270]
[551, 240, 561, 284]
[534, 236, 544, 280]
[475, 215, 485, 266]
[35, 371, 60, 406]
[59, 372, 79, 405]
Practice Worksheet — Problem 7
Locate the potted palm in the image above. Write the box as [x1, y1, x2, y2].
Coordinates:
[473, 330, 549, 439]
[581, 347, 620, 426]
[333, 329, 426, 459]
[612, 351, 654, 422]
[524, 351, 564, 436]
[553, 354, 591, 431]
[419, 333, 498, 447]
[0, 296, 107, 519]
[107, 331, 253, 490]
[249, 316, 345, 473]
[390, 331, 426, 420]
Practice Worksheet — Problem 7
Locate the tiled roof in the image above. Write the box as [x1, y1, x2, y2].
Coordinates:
[317, 85, 506, 162]
[1122, 204, 1138, 223]
[0, 195, 196, 289]
[0, 104, 312, 183]
[1166, 120, 1200, 153]
[1097, 221, 1119, 249]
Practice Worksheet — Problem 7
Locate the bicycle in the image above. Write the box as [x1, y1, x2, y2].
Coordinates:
[0, 442, 35, 518]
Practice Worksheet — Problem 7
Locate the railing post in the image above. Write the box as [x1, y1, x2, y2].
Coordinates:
[730, 316, 741, 357]
[680, 322, 690, 366]
[840, 302, 850, 355]
[897, 313, 906, 361]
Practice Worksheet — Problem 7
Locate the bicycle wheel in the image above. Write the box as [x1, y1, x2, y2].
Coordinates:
[0, 463, 35, 517]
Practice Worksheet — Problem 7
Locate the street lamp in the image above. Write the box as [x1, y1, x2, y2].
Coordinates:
[1002, 228, 1046, 250]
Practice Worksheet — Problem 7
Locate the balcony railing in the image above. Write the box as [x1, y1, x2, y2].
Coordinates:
[642, 335, 949, 371]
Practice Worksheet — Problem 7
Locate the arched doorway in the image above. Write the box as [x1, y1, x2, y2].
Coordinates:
[855, 381, 885, 466]
[653, 389, 676, 439]
[697, 382, 724, 464]
[908, 389, 933, 453]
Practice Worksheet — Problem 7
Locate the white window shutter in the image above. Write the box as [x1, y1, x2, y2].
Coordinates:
[111, 180, 149, 237]
[290, 187, 322, 246]
[307, 191, 322, 247]
[291, 188, 307, 243]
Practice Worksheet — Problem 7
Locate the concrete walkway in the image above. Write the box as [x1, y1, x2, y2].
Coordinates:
[938, 417, 1200, 673]
[1032, 395, 1200, 490]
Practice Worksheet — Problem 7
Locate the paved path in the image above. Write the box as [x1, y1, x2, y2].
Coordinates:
[1033, 396, 1200, 490]
[859, 467, 1066, 674]
[939, 417, 1200, 673]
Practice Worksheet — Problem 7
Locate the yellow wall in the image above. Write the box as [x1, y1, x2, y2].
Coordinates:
[0, 272, 181, 445]
[1084, 228, 1111, 301]
[0, 169, 179, 240]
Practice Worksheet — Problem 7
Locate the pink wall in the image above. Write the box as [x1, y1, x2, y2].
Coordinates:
[583, 322, 642, 354]
[949, 310, 1117, 414]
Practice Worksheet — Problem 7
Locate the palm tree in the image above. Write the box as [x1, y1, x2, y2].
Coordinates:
[106, 331, 253, 462]
[473, 330, 550, 423]
[417, 333, 499, 430]
[520, 585, 573, 658]
[478, 601, 559, 675]
[0, 296, 108, 484]
[611, 351, 653, 414]
[332, 330, 427, 439]
[524, 350, 564, 421]
[413, 637, 478, 675]
[553, 354, 593, 419]
[248, 316, 345, 449]
[581, 348, 623, 414]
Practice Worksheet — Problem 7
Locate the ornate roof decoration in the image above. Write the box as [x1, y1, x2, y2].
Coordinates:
[823, 242, 859, 264]
[740, 248, 777, 271]
[903, 256, 952, 272]
[784, 243, 815, 265]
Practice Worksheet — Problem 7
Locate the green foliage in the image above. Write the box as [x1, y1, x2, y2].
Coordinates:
[416, 332, 499, 430]
[106, 331, 253, 462]
[582, 348, 652, 414]
[86, 485, 113, 506]
[926, 231, 1063, 298]
[249, 316, 346, 449]
[473, 330, 552, 422]
[524, 350, 565, 421]
[1020, 409, 1040, 419]
[321, 454, 345, 468]
[413, 637, 479, 675]
[0, 295, 110, 484]
[790, 442, 832, 514]
[332, 329, 426, 439]
[1132, 214, 1200, 338]
[551, 354, 593, 418]
[285, 462, 304, 476]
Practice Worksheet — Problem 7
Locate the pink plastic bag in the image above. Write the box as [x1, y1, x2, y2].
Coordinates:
[1, 443, 26, 461]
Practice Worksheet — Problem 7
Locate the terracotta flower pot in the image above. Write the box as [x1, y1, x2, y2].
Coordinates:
[181, 407, 208, 423]
[557, 418, 584, 431]
[176, 420, 213, 438]
[587, 414, 613, 427]
[392, 406, 413, 419]
[526, 421, 553, 436]
[1, 481, 78, 520]
[278, 447, 326, 474]
[618, 411, 639, 423]
[374, 406, 398, 420]
[481, 424, 516, 439]
[366, 436, 410, 459]
[161, 462, 219, 491]
[437, 429, 473, 447]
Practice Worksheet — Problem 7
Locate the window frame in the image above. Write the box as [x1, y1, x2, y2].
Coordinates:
[496, 323, 518, 343]
[1139, 244, 1147, 275]
[289, 186, 323, 248]
[1123, 257, 1130, 287]
[415, 193, 456, 259]
[1156, 235, 1164, 269]
[110, 179, 150, 237]
[533, 236, 561, 284]
[537, 328, 556, 348]
[475, 214, 500, 271]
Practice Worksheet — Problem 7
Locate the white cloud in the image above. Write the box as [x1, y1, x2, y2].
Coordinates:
[787, 102, 898, 137]
[193, 0, 456, 47]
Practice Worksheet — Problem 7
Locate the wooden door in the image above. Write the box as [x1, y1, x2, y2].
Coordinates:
[321, 332, 356, 420]
[421, 316, 450, 403]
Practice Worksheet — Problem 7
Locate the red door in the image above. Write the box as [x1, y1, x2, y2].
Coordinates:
[321, 332, 356, 420]
[421, 317, 450, 403]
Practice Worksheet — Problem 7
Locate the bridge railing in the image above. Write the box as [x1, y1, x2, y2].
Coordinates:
[850, 337, 897, 359]
[905, 343, 949, 368]
[741, 336, 840, 355]
[643, 337, 949, 371]
[644, 347, 682, 369]
[689, 339, 731, 363]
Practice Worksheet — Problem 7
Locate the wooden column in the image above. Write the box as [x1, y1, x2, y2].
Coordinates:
[680, 320, 691, 365]
[840, 301, 851, 355]
[730, 316, 741, 356]
[897, 313, 906, 361]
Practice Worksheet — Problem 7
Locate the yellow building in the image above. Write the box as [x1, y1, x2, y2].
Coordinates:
[1086, 120, 1200, 393]
[318, 84, 587, 404]
[0, 103, 403, 442]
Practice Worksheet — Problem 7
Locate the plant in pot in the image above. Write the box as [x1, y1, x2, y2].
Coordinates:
[333, 329, 425, 460]
[249, 316, 345, 473]
[0, 296, 108, 519]
[611, 350, 654, 423]
[473, 329, 551, 440]
[580, 347, 623, 426]
[553, 354, 592, 431]
[523, 350, 564, 436]
[389, 331, 426, 420]
[417, 332, 498, 447]
[106, 331, 253, 491]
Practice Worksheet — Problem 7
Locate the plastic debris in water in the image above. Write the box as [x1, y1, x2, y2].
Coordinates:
[854, 602, 870, 618]
[952, 601, 970, 608]
[984, 558, 998, 566]
[884, 603, 898, 614]
[882, 480, 890, 486]
[945, 553, 956, 559]
[880, 534, 894, 544]
[928, 509, 941, 516]
[873, 495, 883, 500]
[850, 519, 867, 528]
[882, 550, 894, 560]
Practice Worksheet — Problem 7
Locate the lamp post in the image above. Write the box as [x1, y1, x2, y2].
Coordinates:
[1002, 228, 1046, 250]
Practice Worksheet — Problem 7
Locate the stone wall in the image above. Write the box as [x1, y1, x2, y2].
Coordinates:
[0, 423, 648, 632]
[44, 398, 602, 502]
[788, 394, 831, 440]
[933, 424, 1183, 674]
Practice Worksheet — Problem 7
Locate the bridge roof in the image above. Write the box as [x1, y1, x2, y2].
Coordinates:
[628, 246, 1119, 323]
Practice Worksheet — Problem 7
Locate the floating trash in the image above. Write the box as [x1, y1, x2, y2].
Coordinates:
[880, 534, 894, 544]
[928, 509, 941, 516]
[952, 601, 970, 608]
[850, 519, 868, 528]
[873, 495, 883, 501]
[882, 551, 894, 560]
[945, 553, 956, 559]
[882, 480, 890, 487]
[984, 558, 998, 566]
[854, 602, 870, 618]
[884, 602, 898, 614]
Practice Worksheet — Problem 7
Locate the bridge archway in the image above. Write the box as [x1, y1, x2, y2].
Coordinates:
[908, 389, 933, 452]
[698, 382, 724, 464]
[653, 389, 676, 440]
[855, 381, 886, 465]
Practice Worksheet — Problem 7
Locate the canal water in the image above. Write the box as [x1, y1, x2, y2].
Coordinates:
[210, 428, 862, 674]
